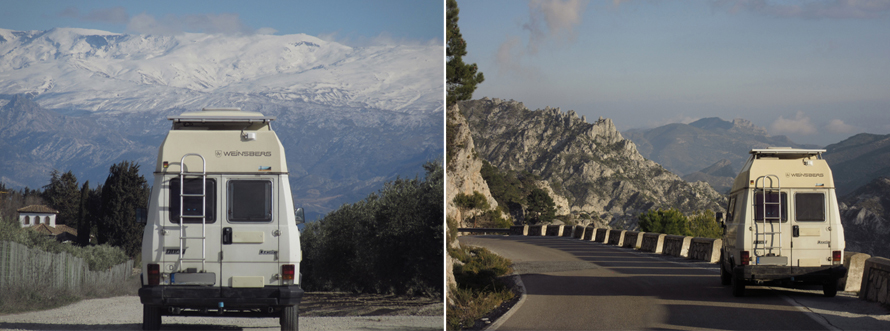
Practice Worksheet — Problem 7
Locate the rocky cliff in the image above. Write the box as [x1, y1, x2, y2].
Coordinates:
[840, 177, 890, 259]
[459, 98, 725, 229]
[445, 103, 500, 291]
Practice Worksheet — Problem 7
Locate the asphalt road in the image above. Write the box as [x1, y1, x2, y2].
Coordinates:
[459, 235, 890, 331]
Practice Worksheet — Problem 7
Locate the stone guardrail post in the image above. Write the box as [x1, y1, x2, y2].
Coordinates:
[510, 225, 529, 236]
[546, 225, 564, 236]
[527, 225, 544, 236]
[582, 227, 595, 241]
[662, 235, 692, 257]
[688, 238, 721, 263]
[622, 231, 644, 249]
[841, 251, 871, 293]
[573, 226, 585, 239]
[562, 225, 575, 237]
[858, 256, 890, 304]
[640, 233, 666, 254]
[594, 228, 611, 243]
[607, 230, 626, 246]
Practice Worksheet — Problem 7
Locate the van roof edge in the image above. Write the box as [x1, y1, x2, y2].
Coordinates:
[750, 148, 826, 154]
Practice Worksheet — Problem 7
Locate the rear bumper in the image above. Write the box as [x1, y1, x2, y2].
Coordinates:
[139, 285, 303, 309]
[735, 265, 847, 283]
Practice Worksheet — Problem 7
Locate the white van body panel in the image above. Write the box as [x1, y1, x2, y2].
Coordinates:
[139, 108, 303, 328]
[721, 148, 846, 296]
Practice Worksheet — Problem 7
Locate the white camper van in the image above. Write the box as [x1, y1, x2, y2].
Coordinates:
[138, 108, 304, 330]
[719, 147, 846, 297]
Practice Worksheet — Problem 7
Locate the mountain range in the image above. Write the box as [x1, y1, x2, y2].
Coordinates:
[0, 28, 443, 220]
[456, 98, 726, 229]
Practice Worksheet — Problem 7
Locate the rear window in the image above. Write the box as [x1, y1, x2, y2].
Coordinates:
[754, 191, 787, 222]
[228, 180, 272, 222]
[795, 193, 825, 222]
[169, 178, 216, 223]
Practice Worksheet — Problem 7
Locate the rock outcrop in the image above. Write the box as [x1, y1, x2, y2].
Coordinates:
[840, 177, 890, 259]
[459, 98, 725, 229]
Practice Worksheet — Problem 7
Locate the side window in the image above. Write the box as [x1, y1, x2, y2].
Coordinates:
[24, 216, 30, 225]
[45, 216, 50, 225]
[169, 178, 217, 223]
[754, 191, 787, 222]
[726, 195, 737, 223]
[795, 193, 825, 222]
[228, 180, 272, 222]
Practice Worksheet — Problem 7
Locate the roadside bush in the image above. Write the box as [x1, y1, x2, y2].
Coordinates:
[448, 246, 514, 330]
[300, 162, 443, 297]
[638, 208, 691, 236]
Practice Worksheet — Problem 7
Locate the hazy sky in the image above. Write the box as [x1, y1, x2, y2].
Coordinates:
[458, 0, 890, 146]
[0, 0, 443, 46]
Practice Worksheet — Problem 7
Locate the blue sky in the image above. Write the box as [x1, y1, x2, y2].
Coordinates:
[0, 0, 443, 46]
[458, 0, 890, 146]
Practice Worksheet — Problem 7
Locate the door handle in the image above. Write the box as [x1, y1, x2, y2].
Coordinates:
[792, 225, 799, 237]
[223, 227, 232, 245]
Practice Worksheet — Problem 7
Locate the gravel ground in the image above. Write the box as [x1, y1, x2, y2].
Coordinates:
[0, 295, 444, 330]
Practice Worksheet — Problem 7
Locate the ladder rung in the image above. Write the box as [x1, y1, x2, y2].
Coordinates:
[180, 236, 206, 239]
[181, 193, 205, 197]
[180, 215, 206, 218]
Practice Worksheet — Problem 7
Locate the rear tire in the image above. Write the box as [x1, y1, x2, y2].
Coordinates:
[142, 305, 161, 330]
[731, 274, 746, 297]
[281, 304, 299, 331]
[823, 279, 839, 297]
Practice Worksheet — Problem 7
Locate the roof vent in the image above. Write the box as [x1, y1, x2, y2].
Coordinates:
[202, 108, 241, 112]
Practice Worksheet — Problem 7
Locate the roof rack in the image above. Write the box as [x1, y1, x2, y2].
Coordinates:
[750, 148, 826, 155]
[167, 108, 275, 124]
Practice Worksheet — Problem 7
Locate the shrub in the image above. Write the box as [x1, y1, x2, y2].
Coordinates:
[447, 246, 514, 331]
[300, 162, 443, 297]
[638, 208, 691, 236]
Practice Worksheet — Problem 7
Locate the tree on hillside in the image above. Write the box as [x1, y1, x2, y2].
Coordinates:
[526, 188, 556, 224]
[43, 170, 81, 226]
[98, 161, 149, 257]
[453, 191, 490, 227]
[638, 208, 691, 236]
[446, 0, 484, 108]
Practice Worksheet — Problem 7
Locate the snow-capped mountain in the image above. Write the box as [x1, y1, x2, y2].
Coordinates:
[0, 27, 442, 113]
[0, 28, 444, 220]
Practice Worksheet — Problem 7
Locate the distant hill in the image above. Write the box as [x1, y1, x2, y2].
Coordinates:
[682, 159, 735, 194]
[624, 117, 818, 192]
[840, 177, 890, 259]
[823, 133, 890, 197]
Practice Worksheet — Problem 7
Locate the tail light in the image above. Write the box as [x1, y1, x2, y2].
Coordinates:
[148, 264, 160, 286]
[282, 264, 295, 281]
[741, 251, 750, 266]
[833, 251, 842, 265]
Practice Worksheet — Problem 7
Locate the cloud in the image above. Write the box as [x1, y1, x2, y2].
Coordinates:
[770, 111, 816, 135]
[58, 6, 129, 24]
[523, 0, 588, 54]
[714, 0, 890, 19]
[59, 6, 257, 35]
[496, 0, 588, 77]
[826, 119, 858, 134]
[317, 31, 440, 47]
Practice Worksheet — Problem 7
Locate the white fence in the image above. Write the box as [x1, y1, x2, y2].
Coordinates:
[0, 241, 133, 290]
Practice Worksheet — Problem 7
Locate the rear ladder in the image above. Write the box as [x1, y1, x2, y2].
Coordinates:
[178, 153, 207, 272]
[754, 175, 782, 257]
